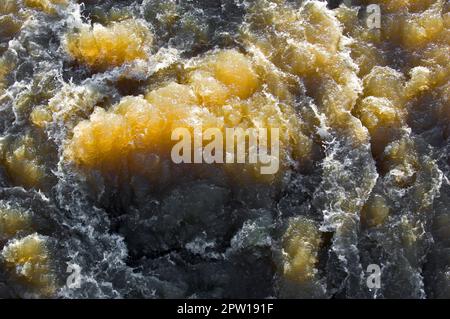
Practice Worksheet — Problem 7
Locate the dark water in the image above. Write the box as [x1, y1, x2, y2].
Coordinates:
[0, 0, 448, 298]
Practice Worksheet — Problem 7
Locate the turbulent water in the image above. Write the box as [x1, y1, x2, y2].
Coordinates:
[0, 0, 449, 299]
